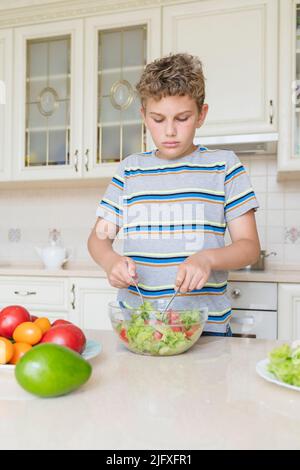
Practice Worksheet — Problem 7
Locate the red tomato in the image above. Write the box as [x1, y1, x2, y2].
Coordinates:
[40, 324, 86, 353]
[51, 319, 72, 327]
[30, 315, 38, 322]
[153, 331, 163, 340]
[119, 328, 128, 343]
[171, 326, 183, 333]
[0, 305, 31, 339]
[166, 310, 181, 324]
[185, 325, 200, 338]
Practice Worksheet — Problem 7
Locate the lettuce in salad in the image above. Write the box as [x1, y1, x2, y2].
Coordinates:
[268, 343, 300, 387]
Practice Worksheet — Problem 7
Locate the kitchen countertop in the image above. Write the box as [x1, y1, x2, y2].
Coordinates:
[1, 331, 300, 450]
[1, 263, 300, 283]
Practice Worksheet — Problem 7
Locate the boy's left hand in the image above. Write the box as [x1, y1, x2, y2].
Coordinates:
[175, 251, 212, 293]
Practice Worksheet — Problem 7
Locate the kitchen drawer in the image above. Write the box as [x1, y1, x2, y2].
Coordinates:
[0, 276, 69, 312]
[231, 309, 277, 340]
[227, 281, 277, 311]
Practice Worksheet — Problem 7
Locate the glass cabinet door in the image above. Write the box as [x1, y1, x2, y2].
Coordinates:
[97, 25, 147, 164]
[295, 3, 300, 157]
[0, 30, 12, 181]
[14, 19, 83, 181]
[25, 35, 71, 168]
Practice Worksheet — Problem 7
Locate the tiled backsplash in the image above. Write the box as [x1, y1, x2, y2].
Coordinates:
[0, 154, 299, 268]
[238, 154, 300, 267]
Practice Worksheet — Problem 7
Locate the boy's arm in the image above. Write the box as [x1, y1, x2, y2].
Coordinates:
[206, 209, 261, 271]
[87, 218, 137, 288]
[175, 210, 260, 293]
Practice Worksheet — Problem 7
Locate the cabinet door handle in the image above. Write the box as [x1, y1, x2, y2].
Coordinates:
[74, 150, 79, 173]
[231, 289, 241, 299]
[14, 290, 37, 296]
[269, 100, 274, 125]
[84, 149, 89, 172]
[231, 316, 255, 326]
[71, 283, 76, 310]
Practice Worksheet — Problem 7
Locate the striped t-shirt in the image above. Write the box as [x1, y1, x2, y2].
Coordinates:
[96, 146, 259, 334]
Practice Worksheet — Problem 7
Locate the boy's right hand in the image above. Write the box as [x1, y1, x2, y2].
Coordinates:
[103, 253, 137, 289]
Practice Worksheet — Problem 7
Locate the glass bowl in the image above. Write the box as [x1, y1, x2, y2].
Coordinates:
[109, 300, 208, 356]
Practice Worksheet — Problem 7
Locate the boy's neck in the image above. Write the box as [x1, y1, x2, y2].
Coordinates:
[155, 143, 199, 160]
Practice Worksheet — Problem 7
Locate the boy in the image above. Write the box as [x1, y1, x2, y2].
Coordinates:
[87, 53, 260, 336]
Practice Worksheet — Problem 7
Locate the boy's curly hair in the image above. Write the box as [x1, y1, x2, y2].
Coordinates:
[136, 53, 205, 112]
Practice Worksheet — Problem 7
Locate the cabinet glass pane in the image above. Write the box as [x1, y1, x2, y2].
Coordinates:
[25, 35, 71, 167]
[0, 39, 5, 172]
[295, 5, 300, 157]
[101, 125, 121, 163]
[97, 26, 146, 164]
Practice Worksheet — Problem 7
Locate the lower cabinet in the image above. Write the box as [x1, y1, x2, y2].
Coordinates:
[0, 275, 70, 323]
[278, 284, 300, 341]
[69, 277, 117, 330]
[0, 275, 117, 330]
[2, 275, 298, 338]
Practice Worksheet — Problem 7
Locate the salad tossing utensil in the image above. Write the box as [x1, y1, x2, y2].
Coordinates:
[130, 276, 145, 307]
[161, 287, 180, 319]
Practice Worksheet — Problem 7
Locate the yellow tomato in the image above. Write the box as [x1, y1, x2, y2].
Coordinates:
[34, 317, 51, 334]
[9, 342, 32, 365]
[0, 337, 14, 364]
[12, 322, 42, 345]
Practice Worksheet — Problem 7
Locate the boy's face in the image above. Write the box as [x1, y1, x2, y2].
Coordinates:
[141, 95, 208, 160]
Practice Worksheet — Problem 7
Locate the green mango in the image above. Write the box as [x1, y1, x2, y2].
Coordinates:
[15, 343, 92, 398]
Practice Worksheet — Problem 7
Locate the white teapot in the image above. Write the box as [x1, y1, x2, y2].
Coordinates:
[35, 229, 71, 270]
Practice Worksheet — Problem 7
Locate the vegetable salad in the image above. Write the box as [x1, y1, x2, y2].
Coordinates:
[112, 301, 206, 356]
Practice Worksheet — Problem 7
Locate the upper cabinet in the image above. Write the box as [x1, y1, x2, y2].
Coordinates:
[12, 8, 160, 182]
[278, 0, 300, 179]
[0, 29, 12, 181]
[14, 20, 84, 181]
[163, 0, 278, 138]
[83, 9, 161, 179]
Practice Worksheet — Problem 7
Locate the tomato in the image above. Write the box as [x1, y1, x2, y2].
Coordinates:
[0, 305, 31, 339]
[34, 317, 51, 334]
[51, 319, 72, 327]
[185, 325, 200, 338]
[0, 337, 14, 364]
[30, 315, 38, 322]
[40, 324, 86, 353]
[166, 310, 181, 324]
[13, 322, 43, 345]
[153, 331, 163, 340]
[119, 328, 128, 343]
[9, 342, 32, 364]
[171, 326, 183, 333]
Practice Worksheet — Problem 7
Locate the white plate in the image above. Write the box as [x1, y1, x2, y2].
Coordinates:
[256, 358, 300, 392]
[0, 339, 102, 371]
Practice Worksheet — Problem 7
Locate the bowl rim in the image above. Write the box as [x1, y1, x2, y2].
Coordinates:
[108, 300, 209, 322]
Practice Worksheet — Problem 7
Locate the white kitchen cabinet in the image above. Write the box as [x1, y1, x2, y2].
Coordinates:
[11, 9, 160, 183]
[163, 0, 278, 137]
[0, 29, 12, 181]
[228, 281, 278, 339]
[13, 19, 84, 181]
[69, 277, 117, 330]
[278, 0, 300, 179]
[83, 8, 161, 179]
[278, 283, 300, 340]
[0, 276, 70, 321]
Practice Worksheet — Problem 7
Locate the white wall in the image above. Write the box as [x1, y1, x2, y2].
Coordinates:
[0, 153, 300, 269]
